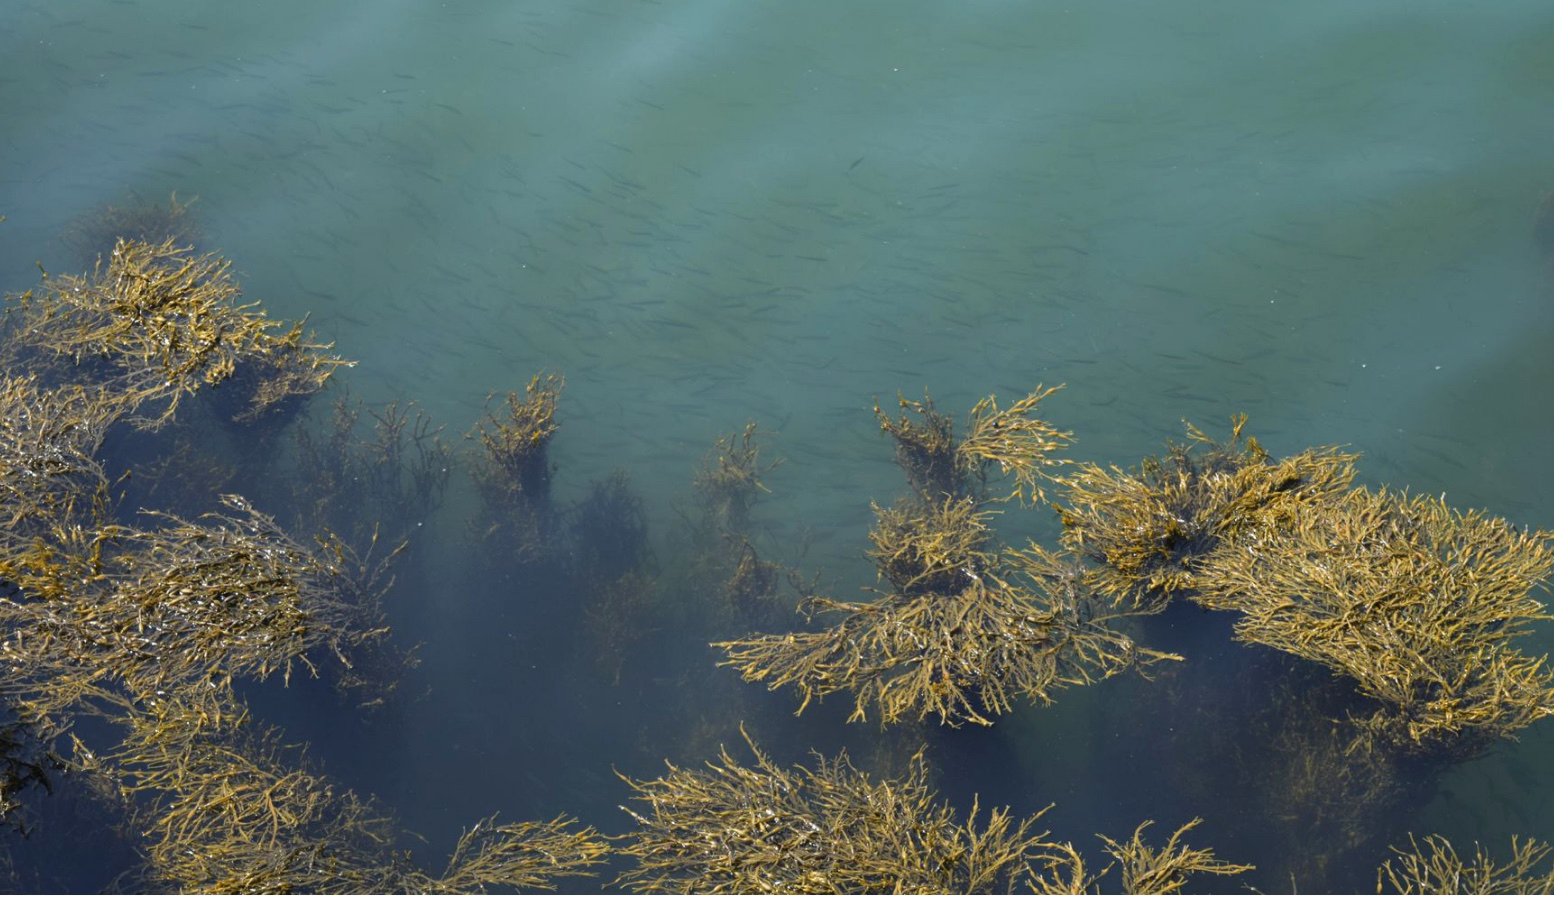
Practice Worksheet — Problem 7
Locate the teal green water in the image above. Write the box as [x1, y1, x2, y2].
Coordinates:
[3, 0, 1554, 891]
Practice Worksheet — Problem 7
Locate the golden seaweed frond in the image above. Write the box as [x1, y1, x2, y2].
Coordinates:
[694, 420, 781, 535]
[220, 315, 356, 425]
[0, 374, 117, 542]
[614, 727, 1078, 894]
[1098, 819, 1254, 894]
[466, 372, 566, 561]
[92, 677, 603, 893]
[958, 384, 1071, 506]
[0, 494, 404, 723]
[868, 495, 997, 596]
[409, 814, 610, 893]
[1196, 487, 1554, 757]
[469, 371, 563, 505]
[1379, 833, 1554, 895]
[716, 500, 1174, 727]
[3, 238, 351, 428]
[1055, 416, 1359, 610]
[875, 386, 1072, 505]
[106, 687, 404, 894]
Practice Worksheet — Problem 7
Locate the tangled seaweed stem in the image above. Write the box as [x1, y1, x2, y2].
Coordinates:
[868, 495, 996, 597]
[469, 372, 564, 502]
[0, 492, 405, 723]
[693, 420, 781, 535]
[408, 813, 610, 893]
[874, 385, 1071, 504]
[957, 384, 1072, 506]
[0, 374, 118, 545]
[1380, 833, 1554, 894]
[0, 711, 65, 835]
[1098, 818, 1255, 894]
[615, 727, 1251, 894]
[874, 389, 964, 501]
[1054, 415, 1359, 611]
[465, 372, 566, 563]
[613, 726, 1083, 894]
[293, 392, 452, 547]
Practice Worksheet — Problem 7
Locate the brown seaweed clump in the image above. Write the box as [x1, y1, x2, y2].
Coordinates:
[0, 380, 604, 890]
[1055, 416, 1358, 611]
[1194, 487, 1554, 759]
[0, 232, 611, 889]
[718, 387, 1169, 727]
[0, 374, 117, 548]
[614, 728, 1087, 894]
[1379, 834, 1554, 894]
[682, 421, 795, 634]
[1100, 819, 1255, 895]
[615, 729, 1250, 894]
[467, 372, 564, 560]
[106, 689, 608, 894]
[2, 237, 351, 428]
[0, 494, 404, 724]
[693, 420, 781, 535]
[469, 372, 564, 505]
[875, 385, 1070, 504]
[717, 495, 1175, 727]
[1148, 655, 1422, 890]
[570, 469, 659, 684]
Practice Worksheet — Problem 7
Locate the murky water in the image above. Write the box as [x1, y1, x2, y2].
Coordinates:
[3, 0, 1553, 891]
